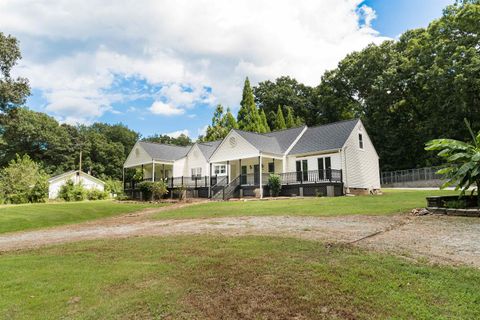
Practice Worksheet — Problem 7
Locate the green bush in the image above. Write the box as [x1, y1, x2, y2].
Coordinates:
[87, 189, 109, 200]
[137, 180, 168, 201]
[268, 174, 281, 197]
[58, 180, 87, 202]
[0, 154, 49, 204]
[104, 178, 123, 196]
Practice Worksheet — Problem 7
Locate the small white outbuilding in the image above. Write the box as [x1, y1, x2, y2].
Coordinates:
[48, 170, 105, 199]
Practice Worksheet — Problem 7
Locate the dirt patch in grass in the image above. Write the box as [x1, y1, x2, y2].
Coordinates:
[0, 206, 479, 268]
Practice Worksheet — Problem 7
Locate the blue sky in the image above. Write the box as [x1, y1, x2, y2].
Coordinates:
[0, 0, 453, 140]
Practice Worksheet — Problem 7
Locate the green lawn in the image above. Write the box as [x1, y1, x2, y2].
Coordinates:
[154, 189, 458, 220]
[0, 200, 167, 234]
[0, 235, 478, 319]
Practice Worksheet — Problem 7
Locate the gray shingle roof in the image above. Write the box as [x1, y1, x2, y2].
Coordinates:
[197, 140, 222, 159]
[234, 129, 283, 154]
[288, 119, 359, 155]
[138, 141, 191, 161]
[264, 126, 307, 152]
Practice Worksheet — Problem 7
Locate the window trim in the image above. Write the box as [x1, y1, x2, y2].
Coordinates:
[358, 133, 364, 150]
[213, 164, 227, 176]
[191, 167, 202, 178]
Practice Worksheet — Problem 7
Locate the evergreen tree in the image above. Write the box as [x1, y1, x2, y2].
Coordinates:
[273, 105, 287, 130]
[202, 105, 238, 142]
[259, 109, 270, 132]
[296, 116, 304, 126]
[224, 107, 238, 130]
[237, 77, 262, 132]
[285, 106, 296, 128]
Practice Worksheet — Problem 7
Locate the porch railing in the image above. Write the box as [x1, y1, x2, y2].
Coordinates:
[279, 169, 342, 185]
[124, 169, 343, 190]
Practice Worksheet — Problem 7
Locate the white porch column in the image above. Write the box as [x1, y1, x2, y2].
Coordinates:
[259, 154, 263, 198]
[152, 161, 155, 182]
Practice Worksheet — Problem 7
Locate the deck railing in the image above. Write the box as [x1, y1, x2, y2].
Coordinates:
[124, 169, 343, 190]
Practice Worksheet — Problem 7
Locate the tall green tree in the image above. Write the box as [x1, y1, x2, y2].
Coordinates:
[224, 107, 238, 131]
[0, 33, 30, 112]
[0, 154, 49, 204]
[0, 108, 74, 174]
[273, 105, 287, 130]
[285, 107, 297, 128]
[201, 105, 239, 142]
[253, 76, 316, 127]
[237, 77, 263, 132]
[259, 109, 270, 132]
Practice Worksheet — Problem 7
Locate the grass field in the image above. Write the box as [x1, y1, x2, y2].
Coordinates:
[154, 189, 458, 220]
[1, 235, 478, 319]
[0, 201, 167, 234]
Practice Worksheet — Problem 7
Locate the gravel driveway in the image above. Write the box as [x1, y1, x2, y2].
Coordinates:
[0, 206, 479, 268]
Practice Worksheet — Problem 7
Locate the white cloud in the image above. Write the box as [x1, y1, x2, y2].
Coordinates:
[0, 0, 388, 123]
[149, 101, 184, 116]
[164, 129, 190, 138]
[357, 4, 377, 29]
[198, 125, 209, 137]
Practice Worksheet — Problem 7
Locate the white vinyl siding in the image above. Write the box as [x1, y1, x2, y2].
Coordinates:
[191, 167, 202, 177]
[48, 172, 104, 199]
[341, 121, 380, 189]
[209, 131, 259, 163]
[183, 144, 210, 177]
[286, 152, 341, 172]
[123, 142, 154, 168]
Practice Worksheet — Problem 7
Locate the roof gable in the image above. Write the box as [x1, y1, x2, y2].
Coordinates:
[48, 170, 105, 185]
[288, 119, 360, 155]
[197, 140, 222, 160]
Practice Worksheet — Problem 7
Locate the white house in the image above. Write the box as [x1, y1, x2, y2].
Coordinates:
[48, 170, 105, 199]
[123, 119, 380, 198]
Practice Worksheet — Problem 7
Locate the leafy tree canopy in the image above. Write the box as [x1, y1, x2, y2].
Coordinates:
[0, 32, 30, 112]
[143, 133, 192, 146]
[0, 154, 49, 204]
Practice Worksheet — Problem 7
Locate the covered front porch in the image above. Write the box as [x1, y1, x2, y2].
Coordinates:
[210, 154, 283, 187]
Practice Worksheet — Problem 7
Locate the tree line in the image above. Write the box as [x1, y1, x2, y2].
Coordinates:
[1, 0, 478, 181]
[201, 0, 480, 171]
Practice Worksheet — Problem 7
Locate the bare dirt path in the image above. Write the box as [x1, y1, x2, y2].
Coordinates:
[0, 205, 479, 268]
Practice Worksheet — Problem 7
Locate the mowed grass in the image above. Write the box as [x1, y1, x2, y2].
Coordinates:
[154, 189, 458, 220]
[0, 235, 479, 319]
[0, 200, 167, 234]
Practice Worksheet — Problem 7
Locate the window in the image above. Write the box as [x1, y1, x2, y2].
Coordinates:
[268, 162, 275, 173]
[296, 160, 308, 182]
[191, 167, 202, 178]
[318, 157, 331, 180]
[359, 133, 364, 149]
[214, 164, 227, 175]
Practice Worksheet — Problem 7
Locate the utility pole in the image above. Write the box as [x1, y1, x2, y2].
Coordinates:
[79, 150, 83, 172]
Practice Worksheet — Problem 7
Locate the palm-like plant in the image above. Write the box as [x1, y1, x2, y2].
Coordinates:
[425, 119, 480, 206]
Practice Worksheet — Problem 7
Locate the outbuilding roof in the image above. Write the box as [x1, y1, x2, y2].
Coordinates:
[138, 141, 191, 161]
[48, 170, 105, 185]
[288, 119, 359, 155]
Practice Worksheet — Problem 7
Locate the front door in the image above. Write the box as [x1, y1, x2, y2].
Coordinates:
[241, 166, 247, 185]
[296, 161, 302, 182]
[254, 164, 260, 185]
